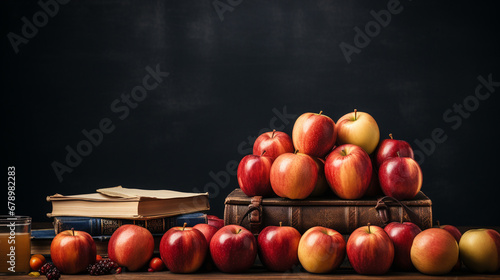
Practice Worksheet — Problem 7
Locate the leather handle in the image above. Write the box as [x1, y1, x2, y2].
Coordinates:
[375, 196, 419, 226]
[238, 196, 263, 235]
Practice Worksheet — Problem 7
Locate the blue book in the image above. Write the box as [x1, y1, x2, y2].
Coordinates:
[52, 212, 207, 235]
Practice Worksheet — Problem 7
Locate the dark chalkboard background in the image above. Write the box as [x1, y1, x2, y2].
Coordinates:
[2, 0, 500, 226]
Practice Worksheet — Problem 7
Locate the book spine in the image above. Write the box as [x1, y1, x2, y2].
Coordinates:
[54, 213, 207, 235]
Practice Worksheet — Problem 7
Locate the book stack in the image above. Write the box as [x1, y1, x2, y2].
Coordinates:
[32, 186, 210, 256]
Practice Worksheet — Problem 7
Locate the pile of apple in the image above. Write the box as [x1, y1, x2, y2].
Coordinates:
[237, 110, 423, 201]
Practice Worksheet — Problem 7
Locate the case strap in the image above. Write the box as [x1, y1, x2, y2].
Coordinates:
[375, 196, 419, 226]
[238, 196, 263, 235]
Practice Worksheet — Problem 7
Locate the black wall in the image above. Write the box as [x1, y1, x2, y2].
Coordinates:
[2, 0, 499, 226]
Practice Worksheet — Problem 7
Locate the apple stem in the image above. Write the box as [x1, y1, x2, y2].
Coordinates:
[182, 222, 187, 231]
[389, 133, 393, 140]
[261, 150, 267, 157]
[354, 109, 358, 120]
[367, 223, 371, 233]
[319, 111, 323, 116]
[397, 151, 400, 157]
[237, 228, 242, 234]
[437, 220, 440, 227]
[341, 149, 347, 156]
[279, 222, 282, 227]
[294, 149, 299, 154]
[271, 129, 276, 138]
[71, 228, 75, 236]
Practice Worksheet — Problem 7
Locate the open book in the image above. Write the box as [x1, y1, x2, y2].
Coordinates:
[47, 186, 210, 219]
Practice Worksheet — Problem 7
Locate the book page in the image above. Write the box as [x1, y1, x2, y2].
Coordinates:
[96, 186, 209, 199]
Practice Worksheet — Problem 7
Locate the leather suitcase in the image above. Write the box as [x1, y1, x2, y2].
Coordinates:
[224, 189, 432, 235]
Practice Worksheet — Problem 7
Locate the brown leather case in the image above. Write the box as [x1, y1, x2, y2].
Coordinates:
[224, 188, 432, 235]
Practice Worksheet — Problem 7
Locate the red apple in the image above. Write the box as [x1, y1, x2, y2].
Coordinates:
[292, 111, 337, 158]
[376, 133, 414, 168]
[258, 222, 301, 272]
[108, 224, 154, 271]
[459, 228, 500, 273]
[270, 151, 318, 199]
[309, 157, 329, 197]
[325, 144, 372, 199]
[237, 152, 274, 197]
[298, 226, 346, 273]
[384, 221, 422, 271]
[210, 225, 257, 273]
[437, 222, 462, 270]
[207, 215, 224, 229]
[411, 228, 459, 275]
[193, 223, 219, 270]
[347, 224, 394, 275]
[336, 109, 380, 154]
[253, 129, 294, 160]
[160, 223, 207, 273]
[379, 156, 423, 200]
[149, 257, 164, 272]
[50, 229, 96, 274]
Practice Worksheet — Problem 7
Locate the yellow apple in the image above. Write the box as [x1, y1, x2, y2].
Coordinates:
[336, 109, 380, 154]
[459, 229, 500, 273]
[298, 226, 345, 273]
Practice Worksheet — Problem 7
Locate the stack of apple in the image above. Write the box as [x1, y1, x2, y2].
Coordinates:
[237, 109, 423, 201]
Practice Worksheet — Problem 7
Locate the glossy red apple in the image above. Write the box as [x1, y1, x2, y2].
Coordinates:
[270, 151, 318, 199]
[325, 144, 372, 199]
[237, 152, 274, 197]
[108, 224, 154, 271]
[207, 215, 224, 229]
[193, 223, 219, 271]
[336, 109, 380, 155]
[459, 228, 500, 273]
[292, 111, 337, 158]
[253, 129, 294, 160]
[298, 226, 346, 273]
[379, 155, 423, 200]
[411, 228, 459, 275]
[258, 222, 301, 272]
[384, 221, 422, 271]
[148, 257, 164, 272]
[210, 225, 257, 273]
[50, 229, 96, 274]
[347, 224, 394, 275]
[376, 133, 414, 168]
[437, 222, 462, 270]
[160, 223, 207, 273]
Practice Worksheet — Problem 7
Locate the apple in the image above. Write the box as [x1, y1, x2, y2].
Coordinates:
[50, 229, 96, 274]
[149, 257, 164, 272]
[376, 133, 414, 168]
[270, 151, 318, 199]
[437, 222, 462, 270]
[108, 224, 154, 271]
[325, 144, 372, 199]
[160, 223, 207, 273]
[237, 152, 275, 197]
[193, 223, 219, 271]
[336, 109, 380, 155]
[298, 226, 345, 273]
[258, 222, 301, 272]
[378, 155, 423, 200]
[347, 223, 394, 275]
[253, 129, 294, 160]
[459, 228, 500, 273]
[292, 111, 337, 158]
[210, 225, 257, 273]
[410, 228, 459, 275]
[309, 157, 329, 197]
[384, 221, 422, 271]
[207, 215, 225, 229]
